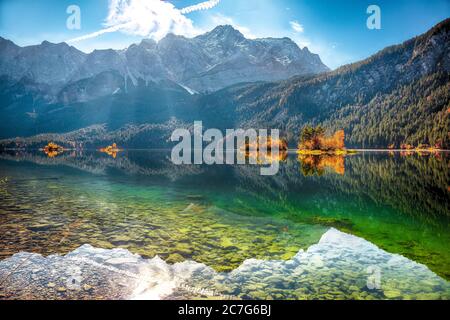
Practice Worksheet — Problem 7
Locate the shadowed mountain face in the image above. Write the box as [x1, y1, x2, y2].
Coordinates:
[0, 19, 449, 148]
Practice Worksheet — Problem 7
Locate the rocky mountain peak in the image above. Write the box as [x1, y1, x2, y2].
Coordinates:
[197, 25, 245, 45]
[0, 36, 19, 51]
[138, 38, 157, 49]
[209, 24, 244, 38]
[39, 40, 73, 50]
[302, 46, 311, 53]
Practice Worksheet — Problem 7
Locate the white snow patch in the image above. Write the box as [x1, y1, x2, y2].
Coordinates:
[178, 83, 198, 95]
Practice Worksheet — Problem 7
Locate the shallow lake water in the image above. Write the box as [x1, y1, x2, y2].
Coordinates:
[0, 150, 448, 299]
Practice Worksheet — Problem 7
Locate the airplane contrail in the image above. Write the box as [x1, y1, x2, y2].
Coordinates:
[67, 23, 133, 43]
[180, 0, 220, 14]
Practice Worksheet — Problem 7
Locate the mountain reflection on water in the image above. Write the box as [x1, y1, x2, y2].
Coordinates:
[0, 150, 448, 299]
[1, 229, 449, 300]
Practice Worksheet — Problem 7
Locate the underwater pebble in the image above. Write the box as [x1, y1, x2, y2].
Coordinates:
[383, 289, 402, 299]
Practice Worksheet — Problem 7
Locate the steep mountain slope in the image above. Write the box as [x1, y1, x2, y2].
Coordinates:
[0, 39, 87, 87]
[184, 26, 328, 91]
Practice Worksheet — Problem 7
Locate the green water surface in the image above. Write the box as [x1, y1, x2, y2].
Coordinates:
[0, 150, 448, 299]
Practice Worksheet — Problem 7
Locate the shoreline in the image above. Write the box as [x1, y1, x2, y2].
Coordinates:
[1, 148, 449, 153]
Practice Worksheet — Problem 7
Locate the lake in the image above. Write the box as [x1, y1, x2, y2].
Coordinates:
[0, 150, 449, 299]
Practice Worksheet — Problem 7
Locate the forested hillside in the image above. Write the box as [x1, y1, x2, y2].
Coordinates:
[225, 18, 449, 148]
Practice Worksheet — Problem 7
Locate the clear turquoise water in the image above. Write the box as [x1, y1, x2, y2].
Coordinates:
[0, 150, 448, 299]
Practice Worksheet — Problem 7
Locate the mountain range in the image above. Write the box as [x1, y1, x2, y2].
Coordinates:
[0, 25, 328, 97]
[0, 19, 449, 149]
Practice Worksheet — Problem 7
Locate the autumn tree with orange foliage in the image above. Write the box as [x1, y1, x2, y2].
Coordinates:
[319, 130, 345, 151]
[299, 126, 345, 151]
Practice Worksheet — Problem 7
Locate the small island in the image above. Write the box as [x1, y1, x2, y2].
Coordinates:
[297, 126, 354, 155]
[99, 143, 122, 158]
[41, 142, 64, 158]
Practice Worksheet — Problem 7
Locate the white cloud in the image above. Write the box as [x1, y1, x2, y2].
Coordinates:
[68, 0, 221, 43]
[289, 20, 304, 33]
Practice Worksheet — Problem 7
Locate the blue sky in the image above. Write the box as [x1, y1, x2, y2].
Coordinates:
[0, 0, 448, 69]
